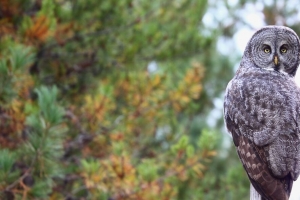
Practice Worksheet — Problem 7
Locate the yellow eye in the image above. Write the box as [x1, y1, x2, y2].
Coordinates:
[281, 48, 287, 53]
[264, 48, 270, 53]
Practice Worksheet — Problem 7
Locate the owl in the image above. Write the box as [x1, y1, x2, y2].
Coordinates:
[224, 26, 300, 200]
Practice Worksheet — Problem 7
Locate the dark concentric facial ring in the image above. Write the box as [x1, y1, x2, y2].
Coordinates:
[245, 26, 300, 76]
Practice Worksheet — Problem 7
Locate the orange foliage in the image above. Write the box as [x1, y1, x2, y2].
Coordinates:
[81, 155, 179, 200]
[81, 155, 136, 195]
[81, 91, 115, 132]
[0, 1, 220, 199]
[0, 18, 15, 36]
[54, 22, 75, 46]
[171, 62, 204, 111]
[0, 0, 20, 18]
[14, 73, 35, 100]
[0, 100, 25, 148]
[25, 15, 52, 42]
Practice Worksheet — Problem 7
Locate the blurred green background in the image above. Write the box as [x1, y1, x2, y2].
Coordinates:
[0, 0, 299, 199]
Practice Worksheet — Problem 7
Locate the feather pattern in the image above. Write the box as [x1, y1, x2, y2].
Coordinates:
[224, 26, 300, 200]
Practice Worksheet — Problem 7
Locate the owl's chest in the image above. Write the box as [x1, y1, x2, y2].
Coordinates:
[225, 72, 300, 133]
[231, 70, 297, 105]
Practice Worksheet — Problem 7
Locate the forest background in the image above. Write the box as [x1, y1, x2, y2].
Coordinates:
[0, 0, 300, 199]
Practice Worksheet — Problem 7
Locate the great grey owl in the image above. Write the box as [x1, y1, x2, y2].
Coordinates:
[224, 26, 300, 200]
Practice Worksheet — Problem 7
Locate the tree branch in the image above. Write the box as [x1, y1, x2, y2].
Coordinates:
[250, 184, 261, 200]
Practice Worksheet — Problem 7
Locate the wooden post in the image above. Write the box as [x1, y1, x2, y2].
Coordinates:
[250, 184, 261, 200]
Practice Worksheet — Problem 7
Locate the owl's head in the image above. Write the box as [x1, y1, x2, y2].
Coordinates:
[246, 26, 300, 76]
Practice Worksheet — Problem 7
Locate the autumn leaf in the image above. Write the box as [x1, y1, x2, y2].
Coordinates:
[25, 15, 52, 42]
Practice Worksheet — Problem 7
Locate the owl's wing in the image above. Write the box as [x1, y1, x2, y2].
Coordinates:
[224, 75, 300, 147]
[226, 117, 292, 200]
[224, 76, 298, 199]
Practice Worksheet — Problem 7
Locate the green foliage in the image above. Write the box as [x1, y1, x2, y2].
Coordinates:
[0, 42, 35, 103]
[2, 0, 297, 199]
[137, 159, 159, 182]
[9, 45, 35, 71]
[81, 159, 101, 176]
[34, 86, 64, 125]
[198, 129, 219, 151]
[0, 150, 19, 187]
[0, 0, 220, 198]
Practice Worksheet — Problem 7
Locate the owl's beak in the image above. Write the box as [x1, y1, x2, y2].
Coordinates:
[274, 56, 279, 65]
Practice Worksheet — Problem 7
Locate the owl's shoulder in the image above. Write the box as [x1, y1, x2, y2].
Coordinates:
[224, 63, 300, 140]
[227, 64, 300, 103]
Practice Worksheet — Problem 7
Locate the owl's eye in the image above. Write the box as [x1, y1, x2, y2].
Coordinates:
[263, 46, 271, 53]
[280, 48, 287, 53]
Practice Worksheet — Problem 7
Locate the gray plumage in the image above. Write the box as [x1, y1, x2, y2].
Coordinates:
[224, 26, 300, 200]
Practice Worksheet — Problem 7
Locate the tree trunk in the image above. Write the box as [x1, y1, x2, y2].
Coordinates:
[250, 184, 261, 200]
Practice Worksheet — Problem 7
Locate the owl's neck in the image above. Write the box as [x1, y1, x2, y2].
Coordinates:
[237, 56, 296, 79]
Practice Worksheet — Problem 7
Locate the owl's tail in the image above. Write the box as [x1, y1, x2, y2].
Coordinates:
[236, 135, 292, 200]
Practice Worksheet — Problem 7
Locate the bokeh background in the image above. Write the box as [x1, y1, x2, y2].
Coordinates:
[1, 0, 300, 199]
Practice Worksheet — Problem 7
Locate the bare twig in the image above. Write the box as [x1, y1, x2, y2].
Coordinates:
[5, 143, 38, 191]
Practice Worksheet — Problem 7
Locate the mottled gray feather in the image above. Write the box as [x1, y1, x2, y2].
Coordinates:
[224, 26, 300, 200]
